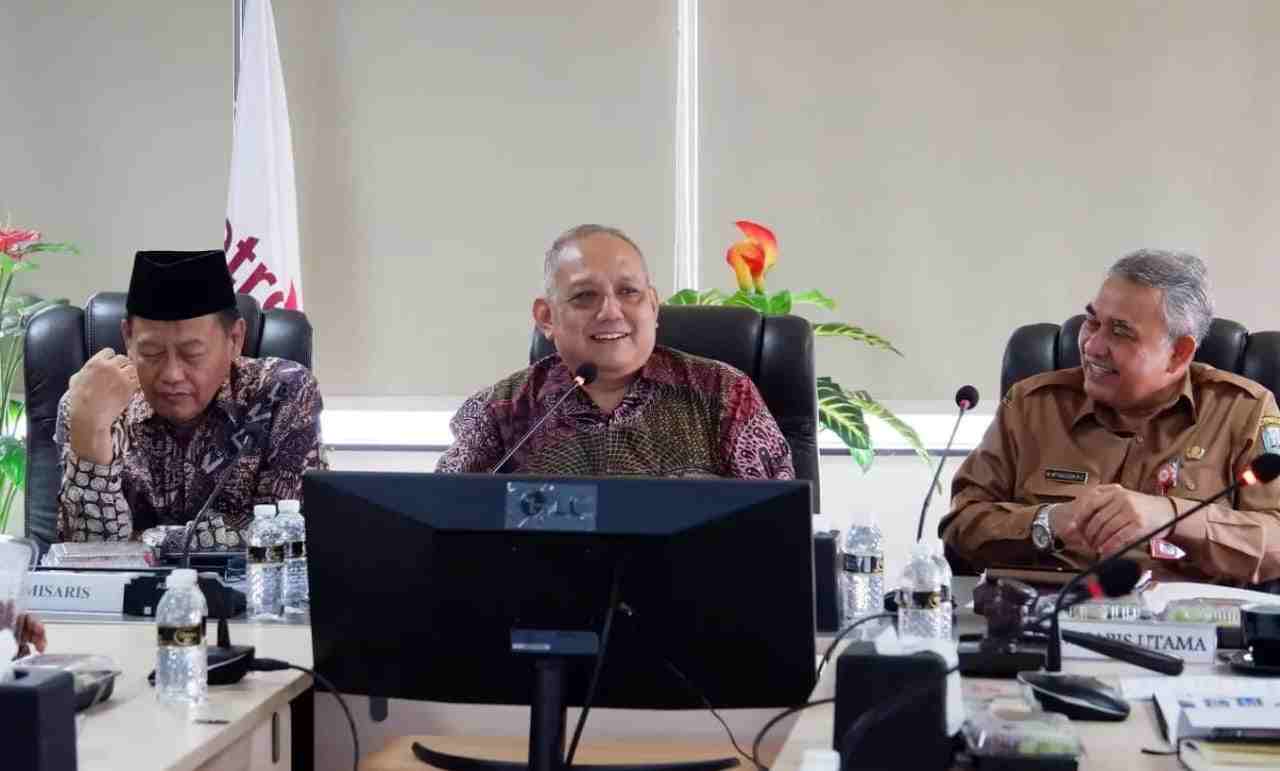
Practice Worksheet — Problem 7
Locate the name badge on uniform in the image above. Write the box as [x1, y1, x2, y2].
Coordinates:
[1045, 468, 1088, 484]
[1262, 417, 1280, 456]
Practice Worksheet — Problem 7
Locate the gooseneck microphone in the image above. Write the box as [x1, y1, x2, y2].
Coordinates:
[181, 422, 268, 569]
[1044, 452, 1280, 671]
[488, 362, 599, 473]
[915, 385, 979, 541]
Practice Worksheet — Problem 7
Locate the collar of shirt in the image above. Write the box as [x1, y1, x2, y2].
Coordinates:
[1070, 367, 1198, 431]
[537, 348, 677, 418]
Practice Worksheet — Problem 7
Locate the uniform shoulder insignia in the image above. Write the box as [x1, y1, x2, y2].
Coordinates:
[1196, 364, 1269, 399]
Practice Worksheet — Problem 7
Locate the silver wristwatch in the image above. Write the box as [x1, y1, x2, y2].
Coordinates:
[1031, 503, 1060, 553]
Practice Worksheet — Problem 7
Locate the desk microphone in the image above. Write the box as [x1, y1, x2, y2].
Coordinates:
[915, 385, 979, 541]
[173, 420, 267, 686]
[1045, 452, 1280, 671]
[488, 362, 598, 473]
[181, 421, 268, 569]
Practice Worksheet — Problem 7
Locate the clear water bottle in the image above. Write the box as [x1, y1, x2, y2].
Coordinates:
[897, 542, 948, 646]
[926, 538, 954, 641]
[840, 512, 885, 639]
[156, 568, 207, 707]
[277, 498, 309, 614]
[246, 504, 284, 620]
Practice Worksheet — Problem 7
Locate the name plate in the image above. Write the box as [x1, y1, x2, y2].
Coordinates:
[27, 571, 139, 614]
[1060, 619, 1218, 664]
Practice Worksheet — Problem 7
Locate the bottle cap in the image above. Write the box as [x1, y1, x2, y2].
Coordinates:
[254, 504, 277, 518]
[167, 568, 197, 587]
[277, 499, 301, 514]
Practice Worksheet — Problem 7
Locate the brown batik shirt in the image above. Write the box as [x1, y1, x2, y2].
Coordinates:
[436, 346, 795, 480]
[54, 357, 326, 548]
[941, 363, 1280, 586]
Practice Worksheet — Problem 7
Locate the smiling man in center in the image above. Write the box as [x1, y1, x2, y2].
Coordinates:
[436, 224, 794, 480]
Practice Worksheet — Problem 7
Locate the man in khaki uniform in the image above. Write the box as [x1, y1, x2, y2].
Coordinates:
[941, 249, 1280, 587]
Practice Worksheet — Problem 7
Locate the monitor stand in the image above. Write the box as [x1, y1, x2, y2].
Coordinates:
[411, 631, 740, 771]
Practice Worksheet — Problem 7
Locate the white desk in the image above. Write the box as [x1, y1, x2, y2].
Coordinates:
[50, 619, 313, 771]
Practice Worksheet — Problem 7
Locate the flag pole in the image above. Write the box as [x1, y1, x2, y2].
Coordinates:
[233, 0, 245, 105]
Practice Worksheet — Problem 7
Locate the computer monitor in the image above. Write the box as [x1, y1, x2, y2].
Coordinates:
[303, 471, 816, 770]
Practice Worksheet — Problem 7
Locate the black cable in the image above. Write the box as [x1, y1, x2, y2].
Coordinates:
[660, 657, 754, 765]
[614, 602, 752, 766]
[816, 613, 894, 680]
[253, 658, 360, 771]
[750, 697, 835, 770]
[565, 560, 626, 767]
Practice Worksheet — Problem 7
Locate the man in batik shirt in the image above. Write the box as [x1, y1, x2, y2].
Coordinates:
[437, 224, 794, 479]
[54, 249, 325, 548]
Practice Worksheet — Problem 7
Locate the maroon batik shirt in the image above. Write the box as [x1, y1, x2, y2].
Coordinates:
[437, 346, 795, 479]
[53, 357, 326, 548]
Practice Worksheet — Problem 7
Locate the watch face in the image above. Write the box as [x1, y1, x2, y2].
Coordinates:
[1031, 525, 1052, 551]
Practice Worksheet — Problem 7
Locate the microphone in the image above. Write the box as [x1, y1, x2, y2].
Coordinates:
[1044, 452, 1280, 671]
[488, 362, 598, 473]
[181, 421, 268, 569]
[915, 385, 979, 541]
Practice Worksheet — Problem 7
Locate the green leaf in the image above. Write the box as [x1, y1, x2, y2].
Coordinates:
[767, 290, 793, 316]
[812, 322, 904, 356]
[0, 435, 25, 491]
[24, 241, 79, 255]
[817, 376, 873, 472]
[791, 289, 836, 311]
[845, 388, 936, 485]
[696, 288, 728, 305]
[724, 290, 770, 314]
[666, 289, 700, 305]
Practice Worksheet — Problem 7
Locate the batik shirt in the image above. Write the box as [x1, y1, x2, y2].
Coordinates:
[54, 357, 326, 548]
[437, 346, 795, 480]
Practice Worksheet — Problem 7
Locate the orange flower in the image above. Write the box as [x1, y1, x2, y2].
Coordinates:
[0, 228, 40, 260]
[724, 220, 778, 293]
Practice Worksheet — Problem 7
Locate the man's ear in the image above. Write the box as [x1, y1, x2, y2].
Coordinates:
[229, 317, 247, 357]
[1170, 334, 1197, 371]
[533, 298, 554, 340]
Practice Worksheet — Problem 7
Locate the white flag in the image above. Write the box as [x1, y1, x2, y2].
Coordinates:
[225, 0, 302, 310]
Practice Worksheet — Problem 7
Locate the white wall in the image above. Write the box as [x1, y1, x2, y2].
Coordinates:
[699, 0, 1280, 402]
[12, 2, 1280, 406]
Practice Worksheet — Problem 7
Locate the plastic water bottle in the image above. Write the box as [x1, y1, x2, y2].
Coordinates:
[246, 504, 284, 620]
[277, 499, 309, 614]
[897, 542, 948, 646]
[840, 512, 885, 639]
[926, 538, 955, 641]
[155, 568, 207, 707]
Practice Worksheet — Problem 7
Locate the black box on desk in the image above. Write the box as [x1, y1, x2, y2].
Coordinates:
[0, 667, 77, 771]
[834, 641, 953, 771]
[814, 530, 840, 633]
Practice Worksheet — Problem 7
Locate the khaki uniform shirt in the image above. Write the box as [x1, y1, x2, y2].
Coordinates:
[941, 363, 1280, 586]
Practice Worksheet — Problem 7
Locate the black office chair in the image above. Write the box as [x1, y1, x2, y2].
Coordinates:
[530, 304, 820, 508]
[22, 292, 313, 554]
[949, 315, 1280, 583]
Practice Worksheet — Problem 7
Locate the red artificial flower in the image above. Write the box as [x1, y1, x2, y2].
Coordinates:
[724, 220, 778, 293]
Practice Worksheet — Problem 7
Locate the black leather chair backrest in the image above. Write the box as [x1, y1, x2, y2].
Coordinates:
[22, 292, 313, 552]
[529, 305, 820, 507]
[1001, 316, 1280, 401]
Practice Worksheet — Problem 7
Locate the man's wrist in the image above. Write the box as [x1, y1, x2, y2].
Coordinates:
[1165, 496, 1179, 539]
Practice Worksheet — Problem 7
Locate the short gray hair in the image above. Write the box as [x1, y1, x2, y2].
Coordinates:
[543, 224, 649, 298]
[1107, 249, 1214, 345]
